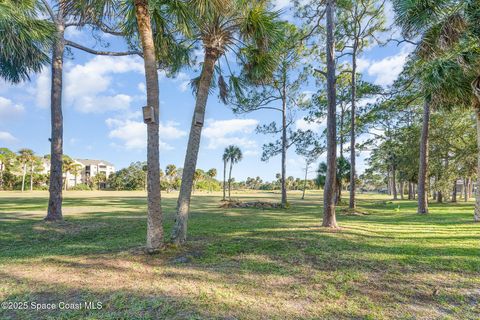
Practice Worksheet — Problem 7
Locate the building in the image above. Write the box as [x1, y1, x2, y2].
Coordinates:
[40, 158, 115, 189]
[69, 159, 115, 189]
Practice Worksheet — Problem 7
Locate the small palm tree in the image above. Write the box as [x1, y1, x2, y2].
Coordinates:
[224, 145, 243, 200]
[18, 149, 35, 192]
[222, 151, 229, 200]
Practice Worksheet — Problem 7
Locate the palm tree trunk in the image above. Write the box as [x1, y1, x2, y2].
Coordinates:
[452, 181, 457, 203]
[21, 163, 26, 192]
[474, 109, 480, 221]
[281, 80, 287, 208]
[322, 0, 338, 228]
[30, 161, 34, 191]
[172, 51, 218, 244]
[302, 163, 308, 200]
[223, 160, 227, 201]
[417, 99, 430, 214]
[349, 43, 357, 209]
[0, 163, 3, 190]
[392, 165, 397, 200]
[135, 0, 163, 252]
[228, 161, 233, 200]
[45, 20, 64, 222]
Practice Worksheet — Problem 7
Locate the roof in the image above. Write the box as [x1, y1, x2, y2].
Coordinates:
[75, 159, 115, 167]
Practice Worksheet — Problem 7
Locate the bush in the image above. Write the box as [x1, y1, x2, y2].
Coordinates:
[70, 183, 92, 191]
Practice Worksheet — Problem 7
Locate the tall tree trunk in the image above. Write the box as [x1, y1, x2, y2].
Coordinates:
[45, 19, 64, 222]
[0, 163, 3, 190]
[452, 181, 457, 203]
[408, 182, 413, 200]
[172, 50, 218, 244]
[223, 159, 227, 201]
[30, 161, 34, 191]
[437, 191, 443, 203]
[135, 0, 163, 253]
[387, 170, 391, 195]
[400, 181, 404, 200]
[302, 163, 308, 200]
[322, 0, 338, 228]
[21, 163, 26, 192]
[392, 165, 397, 200]
[464, 178, 468, 202]
[228, 161, 233, 200]
[433, 191, 437, 201]
[281, 80, 287, 208]
[413, 184, 416, 199]
[417, 99, 430, 214]
[474, 109, 480, 221]
[349, 43, 357, 209]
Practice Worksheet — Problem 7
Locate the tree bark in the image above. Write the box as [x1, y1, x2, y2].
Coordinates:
[400, 181, 404, 200]
[349, 43, 357, 209]
[21, 163, 26, 192]
[223, 159, 227, 201]
[475, 110, 480, 221]
[135, 0, 163, 253]
[322, 0, 337, 228]
[452, 181, 457, 203]
[172, 50, 218, 244]
[417, 99, 430, 214]
[392, 165, 397, 200]
[437, 191, 443, 203]
[464, 178, 468, 202]
[408, 182, 413, 200]
[45, 17, 64, 222]
[228, 160, 234, 200]
[302, 163, 308, 200]
[281, 79, 287, 208]
[30, 161, 34, 191]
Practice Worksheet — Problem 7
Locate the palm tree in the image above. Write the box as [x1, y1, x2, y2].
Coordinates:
[222, 152, 229, 200]
[0, 0, 54, 83]
[171, 0, 280, 244]
[393, 0, 480, 219]
[65, 0, 191, 252]
[224, 145, 243, 200]
[18, 149, 35, 192]
[165, 164, 178, 192]
[0, 148, 15, 190]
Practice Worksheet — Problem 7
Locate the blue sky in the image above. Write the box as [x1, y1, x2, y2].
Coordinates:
[0, 1, 412, 182]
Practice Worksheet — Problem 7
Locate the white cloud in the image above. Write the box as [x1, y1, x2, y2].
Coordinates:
[362, 48, 413, 86]
[0, 96, 25, 120]
[295, 118, 324, 132]
[0, 131, 18, 143]
[106, 118, 186, 150]
[273, 0, 291, 10]
[203, 118, 259, 151]
[63, 56, 144, 113]
[35, 69, 51, 108]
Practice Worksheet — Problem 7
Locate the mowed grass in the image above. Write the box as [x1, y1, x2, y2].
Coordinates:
[0, 190, 479, 320]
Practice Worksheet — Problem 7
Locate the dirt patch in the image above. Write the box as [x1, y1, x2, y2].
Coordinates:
[220, 200, 283, 209]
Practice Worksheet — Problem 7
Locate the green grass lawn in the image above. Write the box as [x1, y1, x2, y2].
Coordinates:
[0, 190, 479, 319]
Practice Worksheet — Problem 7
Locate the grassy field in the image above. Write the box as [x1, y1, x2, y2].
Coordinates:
[0, 190, 479, 319]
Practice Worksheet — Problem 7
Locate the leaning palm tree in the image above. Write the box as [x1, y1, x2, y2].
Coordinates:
[64, 0, 191, 252]
[225, 145, 242, 200]
[172, 0, 281, 245]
